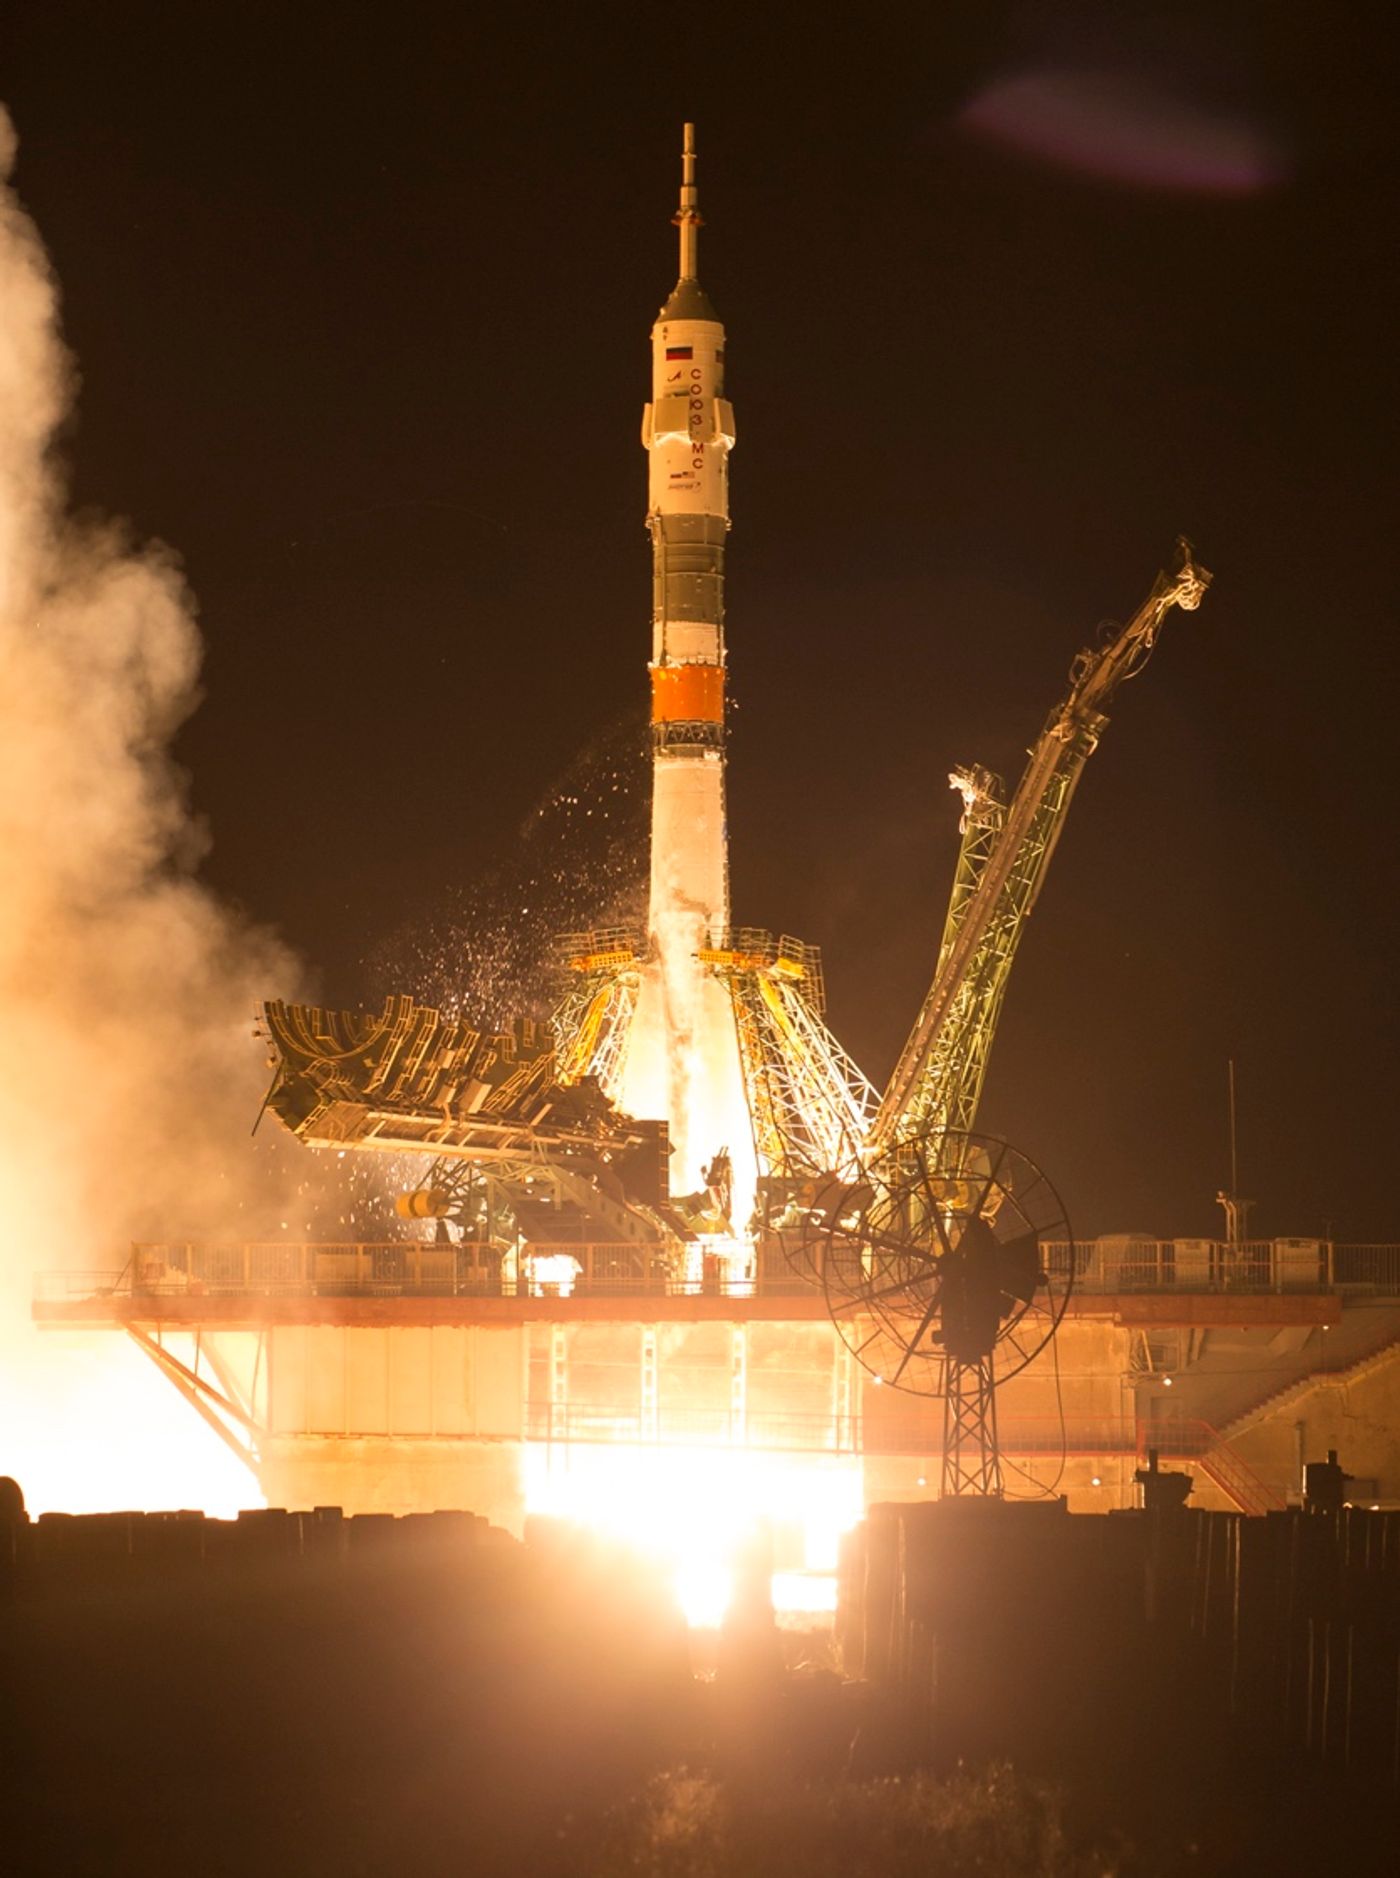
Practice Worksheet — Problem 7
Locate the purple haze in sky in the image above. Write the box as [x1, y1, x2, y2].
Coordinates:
[961, 67, 1286, 195]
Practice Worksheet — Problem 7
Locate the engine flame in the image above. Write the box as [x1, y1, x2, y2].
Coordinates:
[524, 1441, 861, 1627]
[0, 1330, 259, 1517]
[622, 935, 758, 1235]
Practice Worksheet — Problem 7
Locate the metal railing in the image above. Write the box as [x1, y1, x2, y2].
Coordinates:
[1137, 1414, 1288, 1514]
[33, 1241, 799, 1303]
[32, 1238, 1400, 1308]
[1332, 1244, 1400, 1290]
[33, 1271, 132, 1301]
[525, 1403, 1140, 1458]
[1046, 1239, 1329, 1293]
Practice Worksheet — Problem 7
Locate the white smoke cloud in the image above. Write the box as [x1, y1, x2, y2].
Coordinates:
[0, 109, 307, 1513]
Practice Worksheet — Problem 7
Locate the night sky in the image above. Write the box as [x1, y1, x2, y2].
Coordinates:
[6, 5, 1397, 1240]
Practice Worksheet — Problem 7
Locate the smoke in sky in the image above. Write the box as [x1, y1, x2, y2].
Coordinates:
[0, 110, 315, 1513]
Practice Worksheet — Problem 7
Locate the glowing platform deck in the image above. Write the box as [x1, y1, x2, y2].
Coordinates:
[32, 1231, 1390, 1337]
[34, 1235, 1385, 1331]
[33, 1242, 1400, 1530]
[34, 1282, 1343, 1331]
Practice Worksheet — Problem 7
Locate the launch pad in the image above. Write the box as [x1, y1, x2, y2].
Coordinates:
[33, 128, 1400, 1582]
[38, 1236, 1381, 1541]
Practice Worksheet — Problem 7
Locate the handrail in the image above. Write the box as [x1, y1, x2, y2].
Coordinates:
[31, 1236, 1399, 1305]
[1137, 1414, 1288, 1514]
[525, 1404, 1138, 1457]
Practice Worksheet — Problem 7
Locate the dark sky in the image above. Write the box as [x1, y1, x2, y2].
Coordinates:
[7, 3, 1398, 1239]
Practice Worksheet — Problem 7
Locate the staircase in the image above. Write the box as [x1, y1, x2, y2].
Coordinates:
[1221, 1322, 1400, 1444]
[1139, 1417, 1288, 1515]
[1197, 1436, 1287, 1515]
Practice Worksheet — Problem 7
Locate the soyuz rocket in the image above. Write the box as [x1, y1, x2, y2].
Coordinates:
[621, 126, 751, 1222]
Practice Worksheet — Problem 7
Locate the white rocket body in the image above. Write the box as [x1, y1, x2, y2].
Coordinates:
[619, 130, 753, 1222]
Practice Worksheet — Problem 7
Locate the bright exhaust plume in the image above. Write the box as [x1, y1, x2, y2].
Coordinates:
[524, 1442, 862, 1626]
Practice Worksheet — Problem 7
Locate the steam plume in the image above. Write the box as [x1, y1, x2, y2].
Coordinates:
[0, 110, 302, 1512]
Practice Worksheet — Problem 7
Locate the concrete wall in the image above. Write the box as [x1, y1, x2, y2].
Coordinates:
[258, 1435, 525, 1529]
[262, 1312, 1381, 1526]
[254, 1315, 1156, 1515]
[267, 1324, 524, 1439]
[1231, 1341, 1400, 1506]
[260, 1324, 529, 1529]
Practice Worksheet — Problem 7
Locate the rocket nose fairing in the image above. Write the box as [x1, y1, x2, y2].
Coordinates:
[619, 126, 753, 1227]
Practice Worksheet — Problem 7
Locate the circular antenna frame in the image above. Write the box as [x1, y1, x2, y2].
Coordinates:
[811, 1129, 1074, 1398]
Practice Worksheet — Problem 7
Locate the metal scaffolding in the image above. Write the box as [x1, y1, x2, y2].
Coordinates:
[700, 930, 877, 1183]
[873, 541, 1211, 1152]
[551, 929, 644, 1104]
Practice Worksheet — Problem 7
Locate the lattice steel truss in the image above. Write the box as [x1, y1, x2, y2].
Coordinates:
[887, 751, 1085, 1147]
[943, 1359, 1004, 1498]
[872, 540, 1211, 1151]
[258, 995, 664, 1211]
[699, 929, 877, 1184]
[815, 1130, 1073, 1498]
[551, 928, 644, 1105]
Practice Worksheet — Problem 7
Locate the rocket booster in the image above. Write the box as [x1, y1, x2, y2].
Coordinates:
[623, 125, 750, 1215]
[642, 123, 735, 916]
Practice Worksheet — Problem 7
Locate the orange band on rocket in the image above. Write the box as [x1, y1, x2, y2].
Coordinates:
[650, 664, 724, 725]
